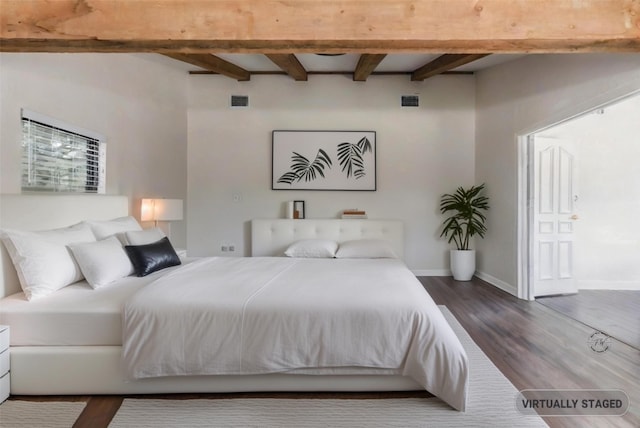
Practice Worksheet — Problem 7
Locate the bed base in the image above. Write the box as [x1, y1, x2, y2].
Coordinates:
[10, 346, 421, 395]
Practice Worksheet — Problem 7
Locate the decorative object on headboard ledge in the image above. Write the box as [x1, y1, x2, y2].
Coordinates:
[293, 200, 305, 219]
[341, 209, 367, 219]
[285, 200, 306, 219]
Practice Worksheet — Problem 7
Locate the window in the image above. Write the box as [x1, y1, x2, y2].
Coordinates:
[21, 109, 106, 193]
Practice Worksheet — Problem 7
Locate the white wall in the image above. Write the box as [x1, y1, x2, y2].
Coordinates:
[475, 54, 640, 295]
[0, 54, 189, 247]
[540, 94, 640, 290]
[187, 74, 476, 271]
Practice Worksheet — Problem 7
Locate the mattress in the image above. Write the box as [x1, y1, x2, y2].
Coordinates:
[0, 262, 190, 346]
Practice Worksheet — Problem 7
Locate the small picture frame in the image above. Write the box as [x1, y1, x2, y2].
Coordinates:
[293, 200, 305, 219]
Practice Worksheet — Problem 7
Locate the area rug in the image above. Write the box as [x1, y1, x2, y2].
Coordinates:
[0, 400, 86, 428]
[109, 307, 548, 427]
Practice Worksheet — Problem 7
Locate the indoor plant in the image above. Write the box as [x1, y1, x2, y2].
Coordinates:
[439, 183, 489, 281]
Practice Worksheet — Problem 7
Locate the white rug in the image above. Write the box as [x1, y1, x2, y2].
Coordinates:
[0, 400, 86, 428]
[110, 307, 548, 427]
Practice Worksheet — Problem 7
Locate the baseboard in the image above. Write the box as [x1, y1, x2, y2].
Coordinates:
[412, 269, 451, 277]
[577, 280, 640, 291]
[475, 271, 518, 297]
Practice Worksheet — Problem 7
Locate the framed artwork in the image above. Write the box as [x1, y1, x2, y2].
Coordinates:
[293, 200, 305, 219]
[272, 130, 376, 191]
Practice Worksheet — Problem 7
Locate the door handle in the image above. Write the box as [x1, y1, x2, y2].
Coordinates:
[569, 214, 579, 220]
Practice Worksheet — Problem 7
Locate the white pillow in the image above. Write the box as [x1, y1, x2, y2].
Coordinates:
[284, 239, 338, 258]
[124, 227, 166, 246]
[68, 236, 134, 288]
[335, 239, 397, 259]
[84, 216, 142, 242]
[0, 223, 96, 300]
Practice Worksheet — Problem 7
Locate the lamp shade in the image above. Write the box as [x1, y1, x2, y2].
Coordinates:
[140, 198, 183, 222]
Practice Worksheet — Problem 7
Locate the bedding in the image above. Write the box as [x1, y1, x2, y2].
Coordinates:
[83, 216, 142, 242]
[0, 262, 190, 346]
[123, 257, 469, 411]
[284, 239, 338, 258]
[334, 239, 397, 258]
[68, 236, 134, 288]
[124, 237, 181, 276]
[125, 227, 166, 245]
[0, 223, 96, 300]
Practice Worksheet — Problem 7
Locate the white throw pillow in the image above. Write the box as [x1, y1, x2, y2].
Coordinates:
[284, 239, 338, 258]
[335, 239, 397, 259]
[124, 227, 166, 246]
[84, 216, 142, 242]
[68, 236, 134, 288]
[0, 223, 96, 300]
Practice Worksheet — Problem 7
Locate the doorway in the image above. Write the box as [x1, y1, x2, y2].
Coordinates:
[518, 91, 640, 300]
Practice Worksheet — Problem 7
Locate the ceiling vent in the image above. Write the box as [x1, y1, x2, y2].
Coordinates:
[401, 95, 419, 107]
[230, 95, 249, 108]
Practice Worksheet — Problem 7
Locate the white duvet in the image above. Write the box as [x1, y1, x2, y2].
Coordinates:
[123, 257, 469, 410]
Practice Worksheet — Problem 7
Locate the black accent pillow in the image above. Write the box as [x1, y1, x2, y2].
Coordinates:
[124, 237, 181, 277]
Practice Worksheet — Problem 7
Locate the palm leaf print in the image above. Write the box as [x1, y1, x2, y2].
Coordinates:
[277, 148, 332, 184]
[337, 136, 372, 179]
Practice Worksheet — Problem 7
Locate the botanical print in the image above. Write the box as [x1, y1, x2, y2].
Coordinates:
[276, 149, 332, 184]
[337, 136, 373, 179]
[272, 131, 376, 191]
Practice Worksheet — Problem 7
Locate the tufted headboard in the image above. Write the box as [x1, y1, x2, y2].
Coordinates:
[0, 194, 129, 298]
[251, 219, 404, 259]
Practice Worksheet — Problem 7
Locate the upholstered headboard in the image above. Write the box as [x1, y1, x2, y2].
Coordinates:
[251, 219, 404, 259]
[0, 194, 129, 297]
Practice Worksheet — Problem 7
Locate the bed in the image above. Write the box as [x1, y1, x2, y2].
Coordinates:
[0, 194, 468, 411]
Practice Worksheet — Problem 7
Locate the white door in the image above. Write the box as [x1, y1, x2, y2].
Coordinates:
[532, 136, 578, 297]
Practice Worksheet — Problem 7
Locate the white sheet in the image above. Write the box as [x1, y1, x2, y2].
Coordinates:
[0, 262, 189, 346]
[123, 257, 469, 410]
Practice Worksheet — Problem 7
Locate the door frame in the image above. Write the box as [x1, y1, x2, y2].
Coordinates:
[516, 90, 640, 301]
[517, 134, 535, 300]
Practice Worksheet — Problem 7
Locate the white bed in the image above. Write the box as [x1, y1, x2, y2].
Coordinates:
[0, 194, 468, 411]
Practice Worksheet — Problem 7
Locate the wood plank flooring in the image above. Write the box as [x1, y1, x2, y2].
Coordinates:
[537, 290, 640, 350]
[9, 276, 640, 428]
[420, 276, 639, 428]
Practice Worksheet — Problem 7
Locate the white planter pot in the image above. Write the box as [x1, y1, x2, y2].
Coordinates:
[450, 249, 476, 281]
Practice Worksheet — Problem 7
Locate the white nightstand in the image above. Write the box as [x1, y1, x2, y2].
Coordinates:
[0, 325, 9, 402]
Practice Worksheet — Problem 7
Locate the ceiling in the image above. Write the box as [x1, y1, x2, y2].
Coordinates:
[160, 53, 528, 81]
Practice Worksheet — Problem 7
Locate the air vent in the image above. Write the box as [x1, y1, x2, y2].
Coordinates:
[401, 95, 419, 107]
[230, 95, 249, 108]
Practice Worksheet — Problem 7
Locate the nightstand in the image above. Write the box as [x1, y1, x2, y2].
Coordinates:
[0, 325, 9, 402]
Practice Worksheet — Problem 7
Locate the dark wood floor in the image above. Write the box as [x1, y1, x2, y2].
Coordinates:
[538, 290, 640, 350]
[10, 277, 640, 428]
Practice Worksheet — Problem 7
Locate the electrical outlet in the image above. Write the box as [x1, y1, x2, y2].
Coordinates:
[221, 245, 228, 252]
[229, 245, 235, 252]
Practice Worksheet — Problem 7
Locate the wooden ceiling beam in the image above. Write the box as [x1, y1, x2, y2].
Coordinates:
[411, 54, 490, 81]
[265, 54, 307, 81]
[353, 54, 387, 81]
[1, 1, 639, 53]
[163, 54, 250, 81]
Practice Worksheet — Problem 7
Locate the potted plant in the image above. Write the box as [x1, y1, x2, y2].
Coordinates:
[439, 184, 489, 281]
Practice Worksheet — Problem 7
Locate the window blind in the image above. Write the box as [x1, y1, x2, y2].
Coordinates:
[21, 111, 106, 193]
